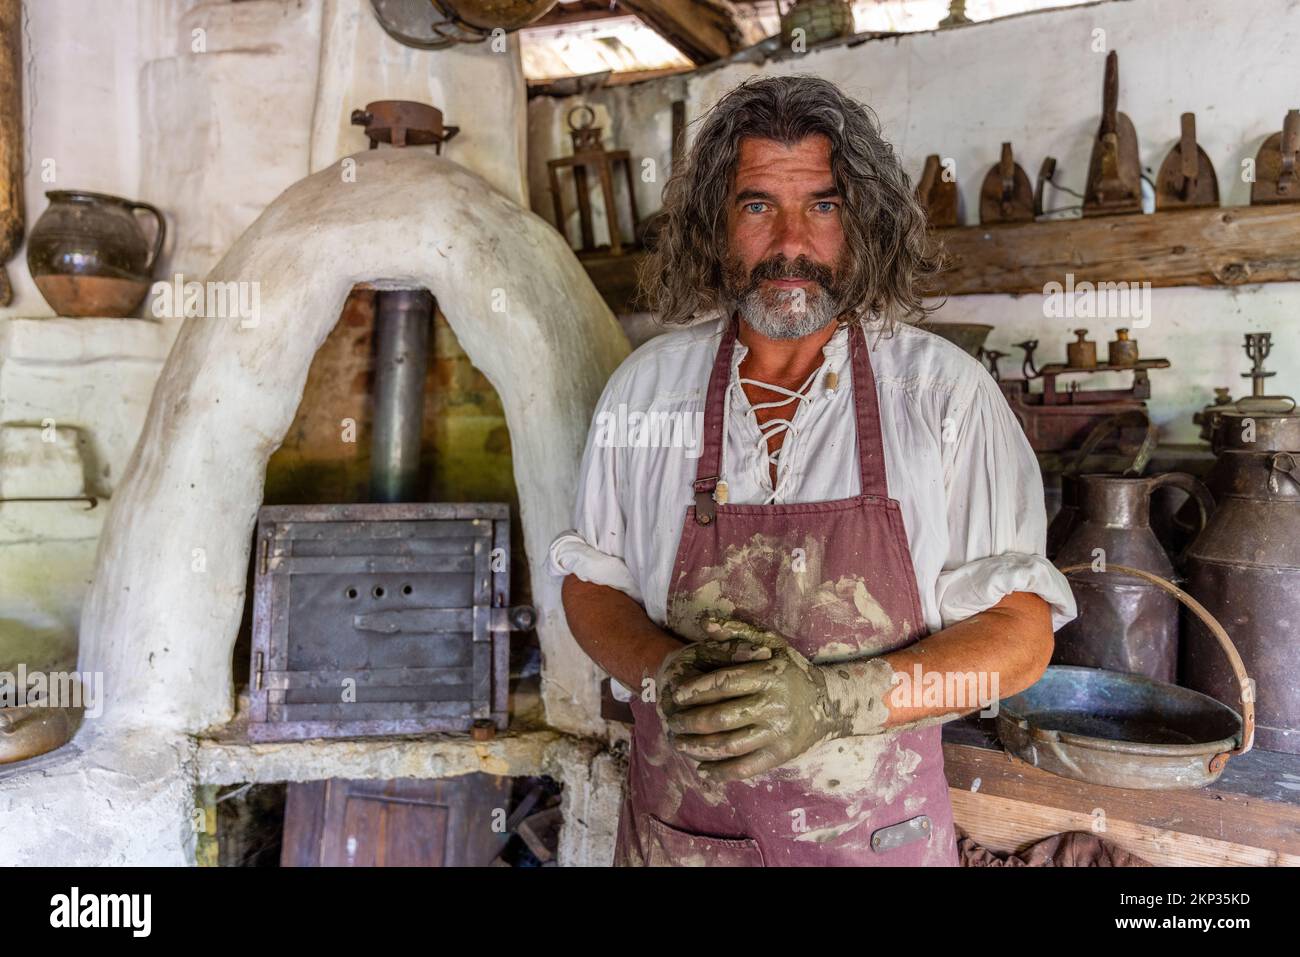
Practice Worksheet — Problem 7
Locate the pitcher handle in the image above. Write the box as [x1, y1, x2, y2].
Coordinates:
[1147, 471, 1215, 563]
[1064, 409, 1155, 477]
[1058, 562, 1254, 769]
[127, 200, 166, 275]
[1271, 452, 1300, 489]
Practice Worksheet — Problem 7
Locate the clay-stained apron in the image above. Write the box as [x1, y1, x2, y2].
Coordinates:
[616, 318, 958, 866]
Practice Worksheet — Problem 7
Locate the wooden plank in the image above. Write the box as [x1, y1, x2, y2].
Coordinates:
[617, 0, 763, 64]
[581, 205, 1300, 311]
[0, 0, 23, 306]
[928, 204, 1300, 296]
[951, 790, 1300, 867]
[943, 741, 1300, 858]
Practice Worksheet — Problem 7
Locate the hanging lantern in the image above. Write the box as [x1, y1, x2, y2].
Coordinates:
[546, 106, 641, 257]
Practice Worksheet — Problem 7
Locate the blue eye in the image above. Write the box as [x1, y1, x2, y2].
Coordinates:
[814, 201, 838, 213]
[744, 202, 767, 214]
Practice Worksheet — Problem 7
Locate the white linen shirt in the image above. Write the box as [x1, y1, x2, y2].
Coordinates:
[547, 317, 1077, 651]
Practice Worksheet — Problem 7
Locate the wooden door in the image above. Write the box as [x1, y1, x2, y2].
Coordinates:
[281, 774, 511, 867]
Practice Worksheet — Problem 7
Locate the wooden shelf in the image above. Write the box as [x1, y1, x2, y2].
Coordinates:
[943, 720, 1300, 866]
[579, 204, 1300, 311]
[929, 204, 1300, 296]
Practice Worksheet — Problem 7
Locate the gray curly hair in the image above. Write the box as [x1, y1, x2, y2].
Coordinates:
[640, 75, 942, 330]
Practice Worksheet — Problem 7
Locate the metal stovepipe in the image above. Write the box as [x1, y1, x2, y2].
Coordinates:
[370, 289, 434, 503]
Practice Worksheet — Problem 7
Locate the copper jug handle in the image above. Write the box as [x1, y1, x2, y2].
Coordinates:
[127, 200, 166, 276]
[1058, 562, 1255, 769]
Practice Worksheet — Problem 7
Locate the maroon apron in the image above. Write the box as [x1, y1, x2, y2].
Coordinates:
[615, 319, 958, 867]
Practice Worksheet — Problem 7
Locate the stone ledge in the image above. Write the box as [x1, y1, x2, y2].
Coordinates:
[195, 727, 600, 785]
[194, 727, 622, 866]
[0, 315, 178, 361]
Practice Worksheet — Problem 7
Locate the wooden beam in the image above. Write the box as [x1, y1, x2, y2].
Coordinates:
[617, 0, 764, 64]
[928, 204, 1300, 296]
[531, 1, 628, 29]
[0, 0, 24, 307]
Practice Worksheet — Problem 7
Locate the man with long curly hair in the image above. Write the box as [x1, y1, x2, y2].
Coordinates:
[549, 75, 1075, 867]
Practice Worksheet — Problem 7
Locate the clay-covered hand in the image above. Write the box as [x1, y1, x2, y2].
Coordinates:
[652, 633, 775, 721]
[662, 617, 893, 782]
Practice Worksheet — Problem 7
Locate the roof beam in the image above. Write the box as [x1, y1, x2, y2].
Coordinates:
[616, 0, 765, 64]
[531, 1, 628, 29]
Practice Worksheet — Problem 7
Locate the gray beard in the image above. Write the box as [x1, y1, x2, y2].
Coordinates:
[734, 285, 841, 340]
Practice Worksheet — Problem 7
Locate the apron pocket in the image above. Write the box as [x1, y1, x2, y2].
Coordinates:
[645, 815, 765, 867]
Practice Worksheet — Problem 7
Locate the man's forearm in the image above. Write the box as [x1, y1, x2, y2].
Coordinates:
[560, 574, 686, 691]
[826, 591, 1055, 733]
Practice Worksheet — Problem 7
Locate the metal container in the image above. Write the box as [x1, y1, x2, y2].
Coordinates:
[1108, 328, 1139, 366]
[1184, 447, 1300, 753]
[1054, 472, 1212, 682]
[1066, 328, 1097, 368]
[998, 564, 1253, 789]
[1045, 409, 1157, 560]
[1211, 408, 1300, 457]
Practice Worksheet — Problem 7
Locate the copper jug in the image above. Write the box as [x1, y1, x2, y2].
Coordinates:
[1054, 472, 1212, 682]
[1184, 444, 1300, 753]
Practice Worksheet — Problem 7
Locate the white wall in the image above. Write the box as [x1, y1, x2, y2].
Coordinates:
[3, 0, 528, 316]
[529, 0, 1300, 442]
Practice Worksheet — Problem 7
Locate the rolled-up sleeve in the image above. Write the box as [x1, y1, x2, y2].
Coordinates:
[935, 371, 1077, 631]
[546, 369, 643, 604]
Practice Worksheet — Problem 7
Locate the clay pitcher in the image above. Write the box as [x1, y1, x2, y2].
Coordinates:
[1185, 448, 1300, 753]
[26, 190, 165, 317]
[1054, 472, 1213, 682]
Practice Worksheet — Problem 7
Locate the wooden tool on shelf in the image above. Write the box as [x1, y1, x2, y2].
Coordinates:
[1156, 112, 1219, 210]
[1251, 109, 1299, 205]
[980, 142, 1034, 224]
[1083, 51, 1142, 217]
[916, 153, 960, 227]
[1033, 156, 1058, 217]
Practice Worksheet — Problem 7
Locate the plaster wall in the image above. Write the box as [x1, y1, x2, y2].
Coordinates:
[0, 150, 627, 866]
[0, 0, 534, 705]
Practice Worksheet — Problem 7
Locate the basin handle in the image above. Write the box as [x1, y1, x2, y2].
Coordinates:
[1058, 562, 1254, 769]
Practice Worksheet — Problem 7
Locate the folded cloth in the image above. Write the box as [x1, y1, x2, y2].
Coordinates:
[957, 828, 1151, 867]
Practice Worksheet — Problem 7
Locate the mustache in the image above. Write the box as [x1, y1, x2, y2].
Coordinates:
[744, 254, 836, 291]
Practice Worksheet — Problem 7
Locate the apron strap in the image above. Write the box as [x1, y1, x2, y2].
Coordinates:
[691, 317, 889, 522]
[690, 317, 739, 524]
[848, 321, 890, 499]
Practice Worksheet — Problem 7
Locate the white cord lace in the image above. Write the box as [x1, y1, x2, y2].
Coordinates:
[732, 366, 822, 504]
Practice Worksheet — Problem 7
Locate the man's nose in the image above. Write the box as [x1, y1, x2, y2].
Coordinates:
[768, 211, 815, 261]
